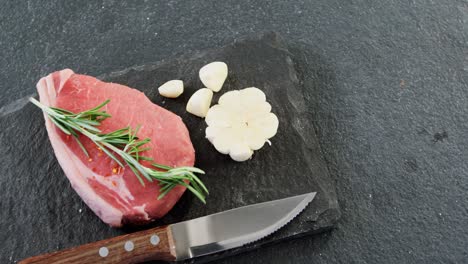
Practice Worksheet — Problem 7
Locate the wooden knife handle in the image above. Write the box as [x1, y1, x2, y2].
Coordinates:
[19, 225, 177, 264]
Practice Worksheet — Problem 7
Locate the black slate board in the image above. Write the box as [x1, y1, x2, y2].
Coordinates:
[0, 33, 339, 263]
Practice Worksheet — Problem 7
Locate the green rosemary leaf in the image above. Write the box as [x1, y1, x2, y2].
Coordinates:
[133, 139, 151, 148]
[135, 156, 153, 161]
[151, 163, 172, 171]
[186, 171, 209, 194]
[177, 166, 205, 174]
[118, 150, 152, 182]
[158, 184, 176, 200]
[76, 119, 101, 126]
[179, 181, 206, 204]
[74, 120, 102, 133]
[49, 116, 72, 135]
[103, 138, 131, 145]
[128, 147, 151, 154]
[127, 162, 145, 187]
[99, 145, 125, 168]
[73, 135, 89, 157]
[159, 182, 174, 191]
[187, 175, 203, 195]
[102, 127, 130, 137]
[87, 99, 111, 112]
[131, 125, 141, 140]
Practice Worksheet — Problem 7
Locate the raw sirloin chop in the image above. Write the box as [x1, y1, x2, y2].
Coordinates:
[37, 69, 195, 227]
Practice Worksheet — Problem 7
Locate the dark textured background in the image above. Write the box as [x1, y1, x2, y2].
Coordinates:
[0, 34, 340, 263]
[1, 1, 467, 263]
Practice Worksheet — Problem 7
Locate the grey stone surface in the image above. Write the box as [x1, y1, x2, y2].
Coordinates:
[1, 1, 467, 263]
[0, 34, 339, 263]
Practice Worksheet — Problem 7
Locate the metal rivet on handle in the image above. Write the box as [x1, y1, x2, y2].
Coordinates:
[150, 234, 160, 246]
[99, 247, 109, 257]
[124, 241, 134, 252]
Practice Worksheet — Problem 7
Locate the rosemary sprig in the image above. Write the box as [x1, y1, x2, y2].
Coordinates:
[30, 98, 208, 203]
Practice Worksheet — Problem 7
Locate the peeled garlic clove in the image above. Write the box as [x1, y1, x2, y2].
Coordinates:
[218, 90, 240, 106]
[255, 113, 279, 139]
[158, 80, 184, 98]
[244, 126, 267, 150]
[199, 62, 228, 92]
[240, 87, 266, 104]
[206, 126, 222, 143]
[212, 131, 233, 154]
[205, 105, 233, 127]
[186, 88, 213, 117]
[229, 144, 253, 162]
[244, 102, 272, 121]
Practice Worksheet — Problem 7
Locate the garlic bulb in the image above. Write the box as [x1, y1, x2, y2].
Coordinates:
[205, 87, 279, 161]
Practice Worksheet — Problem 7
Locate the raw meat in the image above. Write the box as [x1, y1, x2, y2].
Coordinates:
[36, 69, 195, 227]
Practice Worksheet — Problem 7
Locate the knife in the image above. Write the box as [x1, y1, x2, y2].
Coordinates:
[20, 192, 316, 264]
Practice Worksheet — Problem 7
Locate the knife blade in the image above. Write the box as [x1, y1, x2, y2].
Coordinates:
[20, 192, 316, 264]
